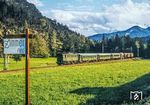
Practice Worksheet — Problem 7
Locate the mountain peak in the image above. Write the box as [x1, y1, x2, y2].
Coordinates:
[128, 26, 142, 30]
[89, 26, 150, 41]
[146, 27, 150, 30]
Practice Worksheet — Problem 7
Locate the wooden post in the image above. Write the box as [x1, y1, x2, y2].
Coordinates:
[25, 28, 30, 105]
[4, 54, 8, 70]
[3, 27, 32, 104]
[3, 27, 8, 70]
[7, 55, 9, 64]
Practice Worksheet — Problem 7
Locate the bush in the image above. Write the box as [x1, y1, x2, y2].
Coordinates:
[13, 55, 22, 63]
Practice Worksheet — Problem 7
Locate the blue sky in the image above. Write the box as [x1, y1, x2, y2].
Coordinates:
[27, 0, 150, 36]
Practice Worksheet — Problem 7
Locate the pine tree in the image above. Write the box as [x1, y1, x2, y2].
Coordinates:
[30, 34, 50, 58]
[50, 30, 57, 56]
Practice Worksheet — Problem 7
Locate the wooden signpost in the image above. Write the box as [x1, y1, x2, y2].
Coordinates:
[25, 29, 30, 105]
[3, 28, 32, 105]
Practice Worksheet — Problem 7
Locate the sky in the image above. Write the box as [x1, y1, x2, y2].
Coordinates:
[27, 0, 150, 36]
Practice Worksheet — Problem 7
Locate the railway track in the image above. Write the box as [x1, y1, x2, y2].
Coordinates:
[0, 59, 135, 74]
[0, 65, 58, 74]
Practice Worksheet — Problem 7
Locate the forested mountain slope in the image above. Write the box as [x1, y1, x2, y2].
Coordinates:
[0, 0, 92, 57]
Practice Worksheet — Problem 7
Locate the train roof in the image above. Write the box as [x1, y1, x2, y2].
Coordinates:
[62, 53, 133, 55]
[78, 53, 120, 55]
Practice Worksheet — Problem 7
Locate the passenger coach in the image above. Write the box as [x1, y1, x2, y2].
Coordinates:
[57, 53, 134, 65]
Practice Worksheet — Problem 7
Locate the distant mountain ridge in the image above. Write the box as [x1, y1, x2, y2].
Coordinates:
[88, 26, 150, 41]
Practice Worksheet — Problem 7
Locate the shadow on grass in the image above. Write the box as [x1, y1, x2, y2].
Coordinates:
[70, 73, 150, 105]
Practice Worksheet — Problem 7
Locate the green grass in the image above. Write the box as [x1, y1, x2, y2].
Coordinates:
[0, 57, 57, 71]
[0, 60, 150, 105]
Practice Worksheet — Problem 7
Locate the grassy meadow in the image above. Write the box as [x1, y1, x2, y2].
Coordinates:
[0, 57, 57, 71]
[0, 59, 150, 105]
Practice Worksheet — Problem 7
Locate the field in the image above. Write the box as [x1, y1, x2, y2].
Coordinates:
[0, 57, 57, 71]
[0, 58, 150, 105]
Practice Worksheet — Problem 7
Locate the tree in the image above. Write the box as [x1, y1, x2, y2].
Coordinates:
[121, 36, 125, 51]
[107, 38, 113, 52]
[30, 34, 50, 58]
[147, 39, 150, 58]
[0, 0, 95, 56]
[0, 43, 3, 57]
[143, 43, 148, 58]
[40, 18, 47, 28]
[50, 30, 57, 56]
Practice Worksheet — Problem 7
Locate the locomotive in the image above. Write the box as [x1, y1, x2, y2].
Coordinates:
[57, 53, 134, 65]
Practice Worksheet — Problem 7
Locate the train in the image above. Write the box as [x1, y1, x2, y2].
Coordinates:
[57, 53, 134, 65]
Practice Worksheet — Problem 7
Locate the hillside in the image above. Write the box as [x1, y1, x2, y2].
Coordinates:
[0, 0, 92, 57]
[89, 26, 150, 41]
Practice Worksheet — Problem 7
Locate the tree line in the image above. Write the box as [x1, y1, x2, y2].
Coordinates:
[90, 34, 150, 58]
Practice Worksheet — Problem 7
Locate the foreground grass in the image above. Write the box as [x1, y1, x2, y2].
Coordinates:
[0, 57, 57, 71]
[0, 60, 150, 105]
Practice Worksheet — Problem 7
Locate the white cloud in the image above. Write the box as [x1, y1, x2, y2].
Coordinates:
[27, 0, 43, 7]
[48, 0, 150, 36]
[75, 0, 93, 3]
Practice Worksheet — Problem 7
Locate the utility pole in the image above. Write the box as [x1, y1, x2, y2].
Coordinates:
[102, 43, 104, 53]
[102, 34, 105, 53]
[4, 54, 8, 70]
[130, 46, 133, 53]
[137, 48, 139, 57]
[135, 41, 140, 57]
